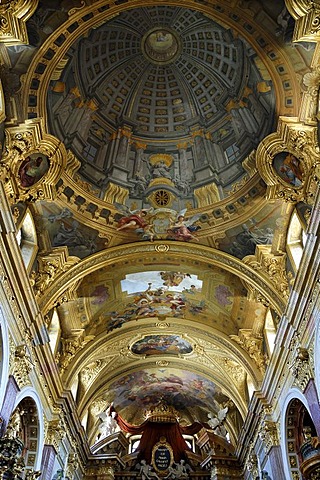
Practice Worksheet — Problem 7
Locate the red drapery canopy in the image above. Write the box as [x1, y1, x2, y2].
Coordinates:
[114, 410, 205, 463]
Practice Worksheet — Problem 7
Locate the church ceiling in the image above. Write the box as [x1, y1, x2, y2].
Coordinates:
[2, 0, 317, 449]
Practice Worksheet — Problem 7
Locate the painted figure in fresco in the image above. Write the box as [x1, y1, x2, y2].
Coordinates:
[18, 154, 49, 188]
[279, 153, 303, 187]
[160, 272, 191, 287]
[115, 203, 154, 232]
[167, 213, 201, 242]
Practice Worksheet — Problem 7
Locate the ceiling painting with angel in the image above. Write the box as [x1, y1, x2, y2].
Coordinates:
[114, 203, 202, 242]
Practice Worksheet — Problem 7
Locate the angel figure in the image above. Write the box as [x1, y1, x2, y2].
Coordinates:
[167, 209, 201, 242]
[114, 203, 153, 233]
[207, 406, 228, 438]
[97, 402, 119, 440]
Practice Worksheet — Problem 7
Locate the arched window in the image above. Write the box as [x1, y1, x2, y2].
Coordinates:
[48, 309, 61, 356]
[264, 309, 277, 356]
[16, 210, 38, 272]
[287, 211, 306, 273]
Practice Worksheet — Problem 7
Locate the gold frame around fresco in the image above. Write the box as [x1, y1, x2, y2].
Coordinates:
[256, 117, 320, 204]
[151, 437, 174, 476]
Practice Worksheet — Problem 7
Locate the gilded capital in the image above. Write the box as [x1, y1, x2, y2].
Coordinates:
[10, 344, 33, 389]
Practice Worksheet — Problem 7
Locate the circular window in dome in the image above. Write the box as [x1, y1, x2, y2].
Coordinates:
[142, 27, 182, 65]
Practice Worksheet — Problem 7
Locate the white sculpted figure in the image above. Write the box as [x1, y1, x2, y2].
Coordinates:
[139, 460, 160, 480]
[207, 406, 228, 439]
[97, 403, 119, 440]
[165, 460, 191, 479]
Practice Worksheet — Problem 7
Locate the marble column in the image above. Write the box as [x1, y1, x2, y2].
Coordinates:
[40, 445, 57, 480]
[0, 375, 19, 434]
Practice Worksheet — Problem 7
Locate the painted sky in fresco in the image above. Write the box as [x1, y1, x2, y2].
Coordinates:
[121, 271, 202, 294]
[109, 368, 227, 412]
[131, 335, 193, 356]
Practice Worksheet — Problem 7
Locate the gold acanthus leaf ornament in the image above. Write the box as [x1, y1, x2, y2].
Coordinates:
[59, 331, 95, 373]
[230, 329, 266, 374]
[10, 344, 34, 389]
[243, 246, 289, 302]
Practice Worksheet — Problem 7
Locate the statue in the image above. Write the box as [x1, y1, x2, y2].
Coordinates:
[139, 460, 160, 480]
[52, 469, 65, 480]
[165, 460, 191, 479]
[6, 408, 23, 439]
[207, 406, 228, 438]
[25, 469, 41, 480]
[152, 161, 171, 179]
[97, 403, 119, 440]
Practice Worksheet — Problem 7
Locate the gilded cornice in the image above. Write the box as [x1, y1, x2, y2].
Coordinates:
[37, 243, 287, 317]
[0, 0, 38, 46]
[285, 0, 320, 42]
[230, 329, 266, 375]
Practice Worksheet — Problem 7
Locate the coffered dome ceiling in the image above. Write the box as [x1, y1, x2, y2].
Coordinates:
[7, 0, 315, 449]
[47, 5, 275, 193]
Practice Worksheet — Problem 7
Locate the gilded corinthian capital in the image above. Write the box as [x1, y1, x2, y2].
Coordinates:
[0, 0, 38, 45]
[285, 0, 320, 42]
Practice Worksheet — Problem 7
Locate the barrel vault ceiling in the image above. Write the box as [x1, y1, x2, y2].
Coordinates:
[2, 0, 318, 448]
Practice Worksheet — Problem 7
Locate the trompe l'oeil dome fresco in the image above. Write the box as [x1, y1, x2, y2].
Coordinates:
[47, 6, 275, 199]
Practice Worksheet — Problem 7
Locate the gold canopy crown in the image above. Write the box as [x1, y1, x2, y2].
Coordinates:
[144, 402, 179, 423]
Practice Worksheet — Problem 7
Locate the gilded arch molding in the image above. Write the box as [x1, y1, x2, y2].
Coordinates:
[37, 242, 287, 316]
[21, 0, 301, 122]
[0, 0, 38, 45]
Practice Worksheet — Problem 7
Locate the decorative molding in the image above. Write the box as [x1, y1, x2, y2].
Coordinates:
[243, 245, 290, 303]
[0, 0, 38, 46]
[230, 329, 266, 373]
[259, 419, 280, 453]
[30, 247, 80, 299]
[10, 344, 33, 389]
[285, 0, 320, 42]
[2, 120, 67, 203]
[44, 419, 66, 451]
[290, 347, 313, 391]
[256, 118, 320, 204]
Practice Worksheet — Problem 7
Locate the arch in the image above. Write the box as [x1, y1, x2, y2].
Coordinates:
[39, 242, 286, 316]
[14, 388, 45, 471]
[280, 389, 313, 480]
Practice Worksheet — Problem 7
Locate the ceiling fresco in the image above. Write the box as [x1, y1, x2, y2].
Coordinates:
[2, 0, 317, 453]
[107, 368, 229, 418]
[46, 5, 275, 200]
[131, 335, 193, 356]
